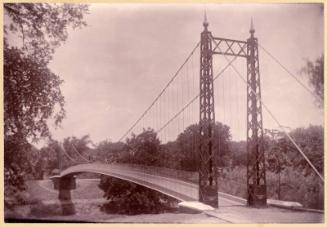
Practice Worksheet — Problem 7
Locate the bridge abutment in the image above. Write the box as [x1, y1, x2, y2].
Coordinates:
[52, 175, 76, 215]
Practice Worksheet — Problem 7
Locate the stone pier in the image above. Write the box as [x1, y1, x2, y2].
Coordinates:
[51, 175, 76, 215]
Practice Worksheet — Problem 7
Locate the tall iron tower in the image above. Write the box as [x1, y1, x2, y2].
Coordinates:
[246, 21, 267, 207]
[198, 16, 267, 208]
[198, 13, 218, 208]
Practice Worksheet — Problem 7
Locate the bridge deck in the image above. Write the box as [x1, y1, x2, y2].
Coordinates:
[34, 178, 323, 223]
[55, 163, 323, 223]
[58, 163, 246, 206]
[60, 163, 199, 201]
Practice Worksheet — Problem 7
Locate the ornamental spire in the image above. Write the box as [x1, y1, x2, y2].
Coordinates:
[250, 17, 255, 36]
[203, 9, 209, 29]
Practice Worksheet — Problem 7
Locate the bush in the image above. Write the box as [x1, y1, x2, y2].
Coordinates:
[98, 175, 178, 215]
[219, 166, 324, 210]
[219, 166, 247, 199]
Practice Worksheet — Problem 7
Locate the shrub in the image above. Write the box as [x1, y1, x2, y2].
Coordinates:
[219, 166, 324, 210]
[98, 175, 178, 215]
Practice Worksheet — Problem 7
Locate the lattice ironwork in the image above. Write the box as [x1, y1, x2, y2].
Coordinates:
[211, 36, 248, 58]
[246, 28, 267, 207]
[198, 19, 218, 208]
[198, 18, 267, 208]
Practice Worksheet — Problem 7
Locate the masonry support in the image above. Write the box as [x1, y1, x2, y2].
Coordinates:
[52, 175, 76, 215]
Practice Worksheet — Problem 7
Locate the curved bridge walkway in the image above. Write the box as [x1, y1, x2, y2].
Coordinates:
[50, 163, 324, 223]
[57, 163, 243, 206]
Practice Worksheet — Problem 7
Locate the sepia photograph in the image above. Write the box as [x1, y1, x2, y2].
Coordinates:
[3, 2, 324, 223]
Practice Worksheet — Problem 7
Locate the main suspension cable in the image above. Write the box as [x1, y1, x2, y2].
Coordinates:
[118, 41, 200, 142]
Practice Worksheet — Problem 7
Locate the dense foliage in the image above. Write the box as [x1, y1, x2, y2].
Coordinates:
[96, 140, 125, 163]
[98, 175, 177, 215]
[160, 123, 231, 171]
[301, 55, 324, 108]
[225, 125, 324, 208]
[288, 125, 324, 174]
[4, 3, 88, 210]
[4, 44, 65, 140]
[4, 3, 88, 63]
[121, 128, 161, 166]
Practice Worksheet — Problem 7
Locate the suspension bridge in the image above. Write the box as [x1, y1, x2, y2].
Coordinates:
[51, 15, 324, 221]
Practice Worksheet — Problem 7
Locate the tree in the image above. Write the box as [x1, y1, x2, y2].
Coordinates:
[4, 2, 88, 142]
[4, 3, 88, 63]
[229, 141, 247, 167]
[159, 141, 181, 169]
[265, 129, 292, 200]
[32, 140, 63, 178]
[175, 124, 199, 171]
[95, 140, 125, 163]
[123, 128, 161, 166]
[4, 3, 88, 210]
[264, 126, 323, 199]
[212, 122, 232, 167]
[62, 135, 93, 167]
[288, 125, 324, 175]
[98, 175, 177, 215]
[4, 136, 30, 207]
[301, 55, 324, 108]
[171, 122, 232, 171]
[4, 44, 65, 141]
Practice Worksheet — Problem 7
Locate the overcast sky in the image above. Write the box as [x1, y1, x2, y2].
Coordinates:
[46, 3, 323, 145]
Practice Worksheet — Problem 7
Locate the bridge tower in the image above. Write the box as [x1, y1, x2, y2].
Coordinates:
[198, 16, 267, 207]
[198, 13, 218, 208]
[246, 21, 267, 206]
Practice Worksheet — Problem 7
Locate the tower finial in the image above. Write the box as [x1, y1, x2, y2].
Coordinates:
[250, 17, 255, 35]
[203, 9, 209, 29]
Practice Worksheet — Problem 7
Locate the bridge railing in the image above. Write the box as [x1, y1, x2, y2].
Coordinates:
[108, 163, 249, 196]
[108, 163, 199, 184]
[110, 163, 253, 201]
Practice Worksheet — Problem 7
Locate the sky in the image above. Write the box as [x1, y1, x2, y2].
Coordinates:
[43, 3, 323, 146]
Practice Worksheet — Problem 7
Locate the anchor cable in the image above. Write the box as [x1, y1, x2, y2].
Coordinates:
[216, 45, 324, 182]
[259, 44, 322, 103]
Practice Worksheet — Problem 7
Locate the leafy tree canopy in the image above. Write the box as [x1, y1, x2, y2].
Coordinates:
[98, 176, 177, 215]
[95, 140, 125, 163]
[4, 3, 88, 143]
[265, 125, 323, 176]
[124, 128, 161, 166]
[164, 122, 232, 171]
[288, 125, 324, 175]
[4, 3, 88, 63]
[4, 44, 65, 141]
[301, 55, 324, 108]
[4, 3, 89, 208]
